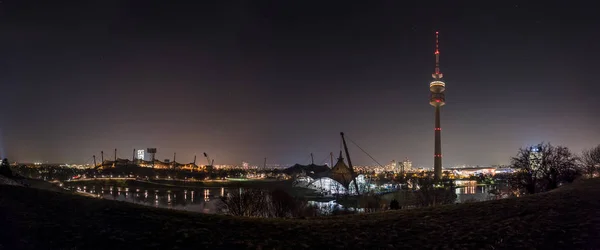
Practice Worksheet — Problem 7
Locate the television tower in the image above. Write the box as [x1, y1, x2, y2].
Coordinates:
[429, 31, 446, 180]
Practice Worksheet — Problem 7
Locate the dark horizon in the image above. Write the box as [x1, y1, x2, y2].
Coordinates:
[1, 1, 598, 167]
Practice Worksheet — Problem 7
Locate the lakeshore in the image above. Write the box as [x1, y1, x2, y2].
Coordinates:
[1, 178, 599, 249]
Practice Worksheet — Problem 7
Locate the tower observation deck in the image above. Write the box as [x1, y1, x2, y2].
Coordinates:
[430, 31, 445, 180]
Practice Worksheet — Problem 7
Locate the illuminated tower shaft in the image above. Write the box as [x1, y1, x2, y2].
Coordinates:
[429, 31, 446, 181]
[434, 103, 442, 178]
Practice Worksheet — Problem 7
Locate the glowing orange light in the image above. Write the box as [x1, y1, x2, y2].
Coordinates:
[436, 100, 440, 102]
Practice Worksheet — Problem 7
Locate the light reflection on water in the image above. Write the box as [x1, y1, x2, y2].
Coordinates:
[72, 185, 348, 214]
[455, 183, 494, 202]
[68, 183, 496, 215]
[70, 185, 226, 214]
[308, 200, 364, 215]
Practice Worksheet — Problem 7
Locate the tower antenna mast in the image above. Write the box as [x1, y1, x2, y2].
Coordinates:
[429, 31, 446, 181]
[432, 31, 443, 79]
[435, 31, 440, 75]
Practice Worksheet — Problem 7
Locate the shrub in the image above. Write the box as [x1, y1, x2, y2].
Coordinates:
[413, 177, 457, 207]
[0, 158, 13, 178]
[358, 193, 386, 213]
[389, 199, 400, 210]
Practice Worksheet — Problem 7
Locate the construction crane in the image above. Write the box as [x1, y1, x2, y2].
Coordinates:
[204, 152, 215, 167]
[341, 132, 360, 195]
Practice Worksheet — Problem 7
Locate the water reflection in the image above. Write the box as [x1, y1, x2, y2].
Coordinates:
[67, 183, 495, 215]
[68, 185, 225, 214]
[454, 181, 494, 202]
[308, 200, 364, 215]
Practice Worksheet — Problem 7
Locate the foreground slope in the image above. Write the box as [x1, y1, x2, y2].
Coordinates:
[1, 179, 600, 249]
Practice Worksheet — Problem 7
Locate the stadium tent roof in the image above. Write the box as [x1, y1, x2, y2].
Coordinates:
[283, 163, 330, 179]
[329, 153, 354, 189]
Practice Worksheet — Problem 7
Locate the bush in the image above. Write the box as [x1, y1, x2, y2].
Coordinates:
[413, 178, 457, 207]
[292, 202, 319, 218]
[331, 207, 357, 216]
[390, 199, 400, 210]
[0, 158, 13, 178]
[358, 193, 387, 213]
[463, 198, 479, 203]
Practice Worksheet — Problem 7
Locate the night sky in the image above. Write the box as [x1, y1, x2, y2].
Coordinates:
[1, 1, 598, 167]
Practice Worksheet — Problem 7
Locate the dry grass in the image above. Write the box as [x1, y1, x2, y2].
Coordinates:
[1, 179, 600, 249]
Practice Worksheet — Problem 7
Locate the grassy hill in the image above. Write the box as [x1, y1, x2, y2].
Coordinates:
[1, 179, 599, 249]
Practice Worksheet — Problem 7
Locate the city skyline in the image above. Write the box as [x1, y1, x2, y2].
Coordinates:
[1, 2, 598, 166]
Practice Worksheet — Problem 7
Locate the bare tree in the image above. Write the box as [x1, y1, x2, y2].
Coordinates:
[220, 188, 269, 217]
[543, 145, 580, 190]
[288, 199, 318, 218]
[221, 188, 317, 218]
[510, 143, 581, 194]
[581, 145, 600, 178]
[412, 177, 456, 207]
[269, 189, 296, 218]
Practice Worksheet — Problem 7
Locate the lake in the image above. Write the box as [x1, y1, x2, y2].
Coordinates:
[68, 185, 227, 213]
[454, 180, 497, 203]
[65, 181, 497, 215]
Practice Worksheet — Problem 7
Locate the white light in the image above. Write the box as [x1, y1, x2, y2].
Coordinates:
[137, 149, 145, 160]
[430, 80, 445, 86]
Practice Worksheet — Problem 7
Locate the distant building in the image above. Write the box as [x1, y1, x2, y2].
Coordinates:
[388, 160, 402, 173]
[402, 158, 412, 172]
[137, 149, 145, 161]
[387, 160, 397, 172]
[529, 146, 543, 170]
